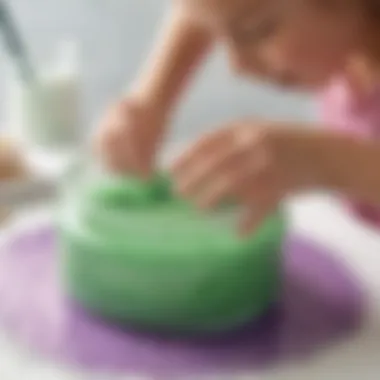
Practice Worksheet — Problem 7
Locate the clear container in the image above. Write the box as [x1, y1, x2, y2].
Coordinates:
[6, 40, 83, 151]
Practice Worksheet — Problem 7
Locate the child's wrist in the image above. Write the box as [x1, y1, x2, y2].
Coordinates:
[309, 132, 380, 203]
[122, 90, 170, 127]
[295, 129, 355, 192]
[307, 133, 338, 190]
[277, 128, 341, 191]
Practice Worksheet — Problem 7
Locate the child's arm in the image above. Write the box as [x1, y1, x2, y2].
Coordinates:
[170, 122, 380, 233]
[308, 131, 380, 205]
[96, 3, 214, 174]
[255, 127, 380, 206]
[130, 2, 214, 116]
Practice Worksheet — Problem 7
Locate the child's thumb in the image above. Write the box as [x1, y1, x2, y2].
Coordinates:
[238, 199, 277, 236]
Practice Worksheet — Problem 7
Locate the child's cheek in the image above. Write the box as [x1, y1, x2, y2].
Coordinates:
[281, 43, 344, 86]
[263, 31, 318, 79]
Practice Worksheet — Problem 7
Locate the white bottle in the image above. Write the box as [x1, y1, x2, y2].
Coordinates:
[6, 39, 83, 152]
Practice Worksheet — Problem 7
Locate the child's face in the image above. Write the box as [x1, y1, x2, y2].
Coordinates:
[190, 0, 363, 89]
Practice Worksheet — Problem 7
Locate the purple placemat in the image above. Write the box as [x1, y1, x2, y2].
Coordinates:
[0, 225, 364, 378]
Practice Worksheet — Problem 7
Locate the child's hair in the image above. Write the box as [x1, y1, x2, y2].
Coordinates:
[317, 0, 379, 62]
[362, 0, 380, 61]
[343, 0, 380, 63]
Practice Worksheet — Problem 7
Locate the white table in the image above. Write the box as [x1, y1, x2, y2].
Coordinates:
[1, 149, 380, 379]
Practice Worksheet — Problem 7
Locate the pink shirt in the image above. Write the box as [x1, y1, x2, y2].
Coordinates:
[321, 78, 380, 226]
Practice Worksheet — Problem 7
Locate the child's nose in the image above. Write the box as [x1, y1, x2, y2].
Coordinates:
[258, 43, 289, 77]
[229, 52, 274, 82]
[228, 50, 252, 76]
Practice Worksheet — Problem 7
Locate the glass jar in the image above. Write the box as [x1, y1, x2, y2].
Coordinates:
[6, 40, 82, 150]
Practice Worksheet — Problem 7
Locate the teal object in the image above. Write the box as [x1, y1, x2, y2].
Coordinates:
[58, 161, 286, 334]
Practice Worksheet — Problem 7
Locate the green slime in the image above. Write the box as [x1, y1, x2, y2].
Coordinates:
[59, 171, 285, 333]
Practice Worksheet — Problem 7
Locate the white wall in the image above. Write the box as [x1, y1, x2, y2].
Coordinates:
[0, 0, 317, 143]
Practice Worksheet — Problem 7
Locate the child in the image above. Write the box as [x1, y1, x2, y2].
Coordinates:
[95, 0, 380, 234]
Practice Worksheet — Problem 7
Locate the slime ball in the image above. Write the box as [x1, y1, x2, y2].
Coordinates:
[58, 165, 285, 334]
[87, 173, 172, 207]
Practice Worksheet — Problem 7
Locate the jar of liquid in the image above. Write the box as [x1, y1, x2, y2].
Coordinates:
[6, 40, 83, 151]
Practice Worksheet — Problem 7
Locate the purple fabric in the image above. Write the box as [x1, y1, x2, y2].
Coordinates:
[0, 225, 364, 378]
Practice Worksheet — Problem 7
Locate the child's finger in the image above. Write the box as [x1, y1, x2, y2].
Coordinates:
[238, 198, 277, 236]
[195, 164, 248, 209]
[196, 173, 238, 209]
[196, 147, 273, 209]
[171, 128, 231, 174]
[175, 143, 243, 196]
[127, 137, 150, 178]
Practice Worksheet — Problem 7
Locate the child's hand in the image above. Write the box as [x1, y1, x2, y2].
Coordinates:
[94, 97, 167, 178]
[171, 121, 319, 234]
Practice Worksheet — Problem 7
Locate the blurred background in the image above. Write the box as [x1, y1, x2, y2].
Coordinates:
[0, 0, 316, 145]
